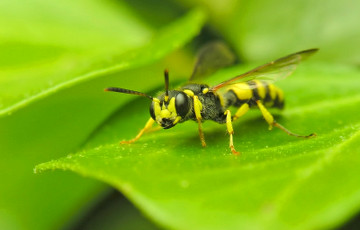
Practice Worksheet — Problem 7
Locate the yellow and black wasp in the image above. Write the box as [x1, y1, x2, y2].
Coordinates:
[105, 42, 318, 154]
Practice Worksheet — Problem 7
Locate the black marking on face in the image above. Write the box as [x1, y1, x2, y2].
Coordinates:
[161, 118, 175, 129]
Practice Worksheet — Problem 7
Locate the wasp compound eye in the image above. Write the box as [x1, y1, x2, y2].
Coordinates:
[175, 92, 190, 117]
[149, 101, 155, 120]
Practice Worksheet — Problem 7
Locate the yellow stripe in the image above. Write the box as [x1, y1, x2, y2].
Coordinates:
[253, 80, 266, 99]
[230, 83, 252, 100]
[193, 95, 203, 120]
[268, 84, 277, 100]
[218, 93, 225, 107]
[277, 88, 284, 102]
[183, 89, 194, 97]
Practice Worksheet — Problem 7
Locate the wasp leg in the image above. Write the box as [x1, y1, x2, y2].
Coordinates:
[233, 103, 250, 121]
[121, 118, 155, 144]
[197, 122, 206, 147]
[256, 100, 316, 138]
[225, 110, 240, 155]
[193, 95, 206, 147]
[146, 126, 162, 133]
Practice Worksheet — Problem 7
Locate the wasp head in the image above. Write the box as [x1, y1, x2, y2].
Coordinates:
[149, 90, 190, 129]
[105, 69, 191, 129]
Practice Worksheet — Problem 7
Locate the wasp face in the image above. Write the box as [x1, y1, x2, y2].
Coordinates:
[149, 91, 190, 129]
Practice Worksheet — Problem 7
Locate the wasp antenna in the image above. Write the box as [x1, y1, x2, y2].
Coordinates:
[164, 69, 169, 102]
[104, 87, 153, 100]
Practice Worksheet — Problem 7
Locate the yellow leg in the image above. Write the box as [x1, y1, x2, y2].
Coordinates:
[146, 126, 162, 133]
[225, 110, 239, 155]
[256, 100, 275, 130]
[121, 118, 155, 144]
[256, 100, 316, 138]
[233, 103, 250, 121]
[193, 95, 206, 147]
[197, 121, 206, 147]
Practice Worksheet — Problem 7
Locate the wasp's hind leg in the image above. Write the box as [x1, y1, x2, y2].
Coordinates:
[233, 103, 250, 121]
[224, 110, 240, 155]
[121, 117, 155, 144]
[256, 100, 316, 138]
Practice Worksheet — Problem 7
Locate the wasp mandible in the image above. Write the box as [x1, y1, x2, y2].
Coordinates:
[105, 42, 318, 154]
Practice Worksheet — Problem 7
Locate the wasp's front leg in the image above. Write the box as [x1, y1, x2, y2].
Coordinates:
[182, 90, 206, 147]
[193, 95, 206, 147]
[121, 117, 155, 144]
[225, 110, 240, 155]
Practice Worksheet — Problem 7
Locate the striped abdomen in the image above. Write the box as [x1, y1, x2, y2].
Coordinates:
[223, 80, 284, 109]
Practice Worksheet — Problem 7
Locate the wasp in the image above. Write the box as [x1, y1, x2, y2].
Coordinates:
[105, 42, 318, 154]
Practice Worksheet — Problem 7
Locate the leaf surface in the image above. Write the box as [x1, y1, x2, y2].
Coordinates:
[36, 63, 360, 229]
[0, 3, 205, 229]
[176, 0, 360, 64]
[0, 0, 205, 116]
[227, 0, 360, 63]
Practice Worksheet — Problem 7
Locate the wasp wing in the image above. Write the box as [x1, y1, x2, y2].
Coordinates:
[189, 41, 236, 82]
[211, 48, 318, 91]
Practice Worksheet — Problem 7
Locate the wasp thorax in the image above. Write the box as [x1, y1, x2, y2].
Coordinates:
[149, 91, 190, 129]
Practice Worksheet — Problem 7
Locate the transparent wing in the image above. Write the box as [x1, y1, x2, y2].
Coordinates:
[211, 48, 318, 91]
[189, 41, 236, 82]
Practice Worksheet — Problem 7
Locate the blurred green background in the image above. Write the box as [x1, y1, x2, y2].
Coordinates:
[1, 0, 359, 229]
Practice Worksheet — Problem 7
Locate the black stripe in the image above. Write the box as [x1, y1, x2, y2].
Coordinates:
[224, 90, 238, 107]
[264, 84, 272, 103]
[224, 90, 252, 108]
[248, 81, 260, 100]
[273, 95, 285, 109]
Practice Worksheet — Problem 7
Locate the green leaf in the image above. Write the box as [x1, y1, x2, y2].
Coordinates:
[176, 0, 360, 63]
[0, 0, 152, 115]
[36, 63, 360, 229]
[0, 3, 205, 229]
[230, 0, 360, 63]
[74, 190, 160, 230]
[0, 2, 205, 116]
